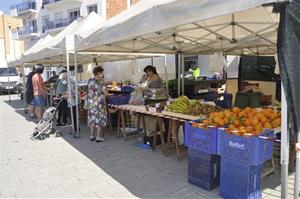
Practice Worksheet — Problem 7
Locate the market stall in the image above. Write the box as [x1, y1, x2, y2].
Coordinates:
[8, 0, 300, 198]
[72, 0, 297, 198]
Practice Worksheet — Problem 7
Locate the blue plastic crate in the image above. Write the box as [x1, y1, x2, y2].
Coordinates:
[121, 86, 134, 93]
[188, 149, 220, 191]
[107, 94, 130, 105]
[185, 122, 218, 154]
[217, 129, 274, 166]
[220, 157, 262, 199]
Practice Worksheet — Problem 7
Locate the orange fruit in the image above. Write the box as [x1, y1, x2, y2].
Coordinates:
[233, 120, 240, 127]
[224, 110, 231, 118]
[271, 118, 281, 128]
[202, 120, 209, 125]
[232, 107, 241, 114]
[238, 111, 246, 118]
[255, 124, 262, 133]
[260, 116, 268, 124]
[218, 119, 226, 127]
[244, 107, 252, 113]
[251, 119, 259, 126]
[246, 126, 254, 134]
[264, 122, 272, 129]
[228, 124, 235, 130]
[243, 119, 251, 126]
[247, 112, 255, 119]
[270, 112, 280, 120]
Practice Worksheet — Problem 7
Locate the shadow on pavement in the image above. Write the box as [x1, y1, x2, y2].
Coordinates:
[4, 96, 286, 198]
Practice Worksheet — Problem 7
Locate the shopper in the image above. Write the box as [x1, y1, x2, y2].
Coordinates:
[31, 64, 45, 121]
[87, 66, 107, 142]
[65, 76, 79, 135]
[26, 66, 36, 118]
[56, 71, 68, 126]
[143, 65, 163, 88]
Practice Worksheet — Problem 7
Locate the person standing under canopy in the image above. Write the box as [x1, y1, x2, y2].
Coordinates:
[87, 66, 108, 142]
[142, 65, 163, 89]
[31, 64, 46, 121]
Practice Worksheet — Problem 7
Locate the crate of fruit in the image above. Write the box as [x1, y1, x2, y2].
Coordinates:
[217, 129, 274, 166]
[188, 148, 220, 191]
[220, 156, 263, 199]
[185, 122, 218, 154]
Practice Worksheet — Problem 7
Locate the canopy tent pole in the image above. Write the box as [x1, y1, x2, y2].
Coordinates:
[66, 52, 75, 134]
[7, 68, 11, 102]
[181, 54, 185, 95]
[22, 64, 26, 113]
[281, 83, 289, 199]
[177, 54, 181, 96]
[164, 56, 169, 94]
[74, 51, 80, 136]
[295, 133, 300, 198]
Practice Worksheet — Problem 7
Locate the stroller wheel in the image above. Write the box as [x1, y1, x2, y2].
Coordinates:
[32, 130, 38, 137]
[50, 128, 56, 134]
[55, 130, 62, 137]
[39, 134, 45, 140]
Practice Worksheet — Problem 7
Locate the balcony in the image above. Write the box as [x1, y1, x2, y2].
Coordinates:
[17, 25, 39, 39]
[42, 0, 82, 9]
[42, 17, 79, 33]
[10, 1, 37, 16]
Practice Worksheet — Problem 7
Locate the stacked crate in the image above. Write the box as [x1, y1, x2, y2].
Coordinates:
[185, 122, 220, 191]
[217, 130, 274, 199]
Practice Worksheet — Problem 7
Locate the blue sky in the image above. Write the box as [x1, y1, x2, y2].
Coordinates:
[0, 0, 19, 14]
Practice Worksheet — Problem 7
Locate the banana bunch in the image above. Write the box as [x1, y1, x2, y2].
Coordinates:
[167, 95, 191, 113]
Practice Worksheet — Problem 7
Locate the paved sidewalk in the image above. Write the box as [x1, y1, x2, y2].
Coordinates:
[0, 95, 296, 198]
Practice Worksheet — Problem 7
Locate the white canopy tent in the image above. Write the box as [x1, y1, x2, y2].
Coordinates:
[73, 0, 292, 198]
[10, 12, 167, 136]
[75, 0, 283, 55]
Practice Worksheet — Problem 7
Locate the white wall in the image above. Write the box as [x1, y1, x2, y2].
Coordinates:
[0, 39, 7, 67]
[101, 55, 176, 84]
[198, 55, 213, 77]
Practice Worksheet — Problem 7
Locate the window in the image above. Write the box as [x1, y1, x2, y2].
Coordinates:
[87, 4, 97, 14]
[69, 9, 80, 20]
[42, 16, 49, 26]
[0, 68, 18, 77]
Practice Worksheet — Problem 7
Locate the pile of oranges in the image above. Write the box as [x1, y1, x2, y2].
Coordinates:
[201, 107, 281, 136]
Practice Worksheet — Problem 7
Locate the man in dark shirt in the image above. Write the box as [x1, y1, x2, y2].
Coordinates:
[26, 67, 36, 118]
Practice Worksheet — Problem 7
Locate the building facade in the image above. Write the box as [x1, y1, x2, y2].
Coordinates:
[0, 12, 24, 67]
[10, 0, 140, 50]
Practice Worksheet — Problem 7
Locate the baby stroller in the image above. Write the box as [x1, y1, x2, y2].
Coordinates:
[31, 98, 63, 140]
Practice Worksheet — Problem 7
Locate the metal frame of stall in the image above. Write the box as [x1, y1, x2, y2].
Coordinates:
[66, 50, 169, 137]
[73, 2, 293, 198]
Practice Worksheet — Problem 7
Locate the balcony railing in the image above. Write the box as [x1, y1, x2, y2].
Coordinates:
[42, 17, 79, 32]
[10, 1, 36, 14]
[18, 25, 38, 36]
[42, 0, 63, 6]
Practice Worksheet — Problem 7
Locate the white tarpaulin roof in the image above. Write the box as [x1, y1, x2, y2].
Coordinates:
[76, 0, 287, 55]
[12, 12, 156, 66]
[8, 35, 53, 67]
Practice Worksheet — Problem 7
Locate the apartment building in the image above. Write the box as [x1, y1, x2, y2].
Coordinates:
[10, 0, 140, 50]
[0, 12, 24, 67]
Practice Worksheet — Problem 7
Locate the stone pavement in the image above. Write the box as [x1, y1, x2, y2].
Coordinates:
[0, 95, 296, 198]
